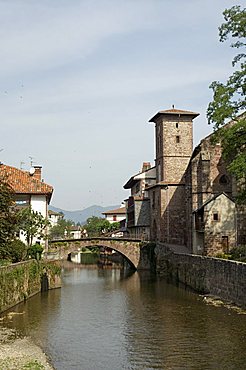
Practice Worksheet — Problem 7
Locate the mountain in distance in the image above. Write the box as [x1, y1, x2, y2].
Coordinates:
[49, 204, 120, 224]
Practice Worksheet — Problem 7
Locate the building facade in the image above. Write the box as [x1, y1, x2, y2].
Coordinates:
[124, 162, 156, 240]
[124, 107, 245, 256]
[147, 108, 199, 247]
[0, 163, 53, 247]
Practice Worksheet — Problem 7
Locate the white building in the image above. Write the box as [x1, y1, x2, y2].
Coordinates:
[102, 204, 126, 224]
[0, 164, 53, 247]
[48, 210, 63, 227]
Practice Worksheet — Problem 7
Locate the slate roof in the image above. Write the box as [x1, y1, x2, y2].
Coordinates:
[193, 192, 234, 213]
[0, 164, 53, 201]
[149, 108, 199, 122]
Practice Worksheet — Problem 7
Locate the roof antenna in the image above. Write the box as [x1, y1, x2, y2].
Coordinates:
[29, 156, 34, 167]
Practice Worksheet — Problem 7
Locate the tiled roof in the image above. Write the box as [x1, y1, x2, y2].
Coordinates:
[149, 108, 199, 122]
[0, 164, 53, 197]
[102, 207, 126, 215]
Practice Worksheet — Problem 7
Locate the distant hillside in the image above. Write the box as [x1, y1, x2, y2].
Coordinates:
[49, 204, 120, 224]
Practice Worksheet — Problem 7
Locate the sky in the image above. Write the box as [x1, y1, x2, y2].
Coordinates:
[0, 0, 243, 211]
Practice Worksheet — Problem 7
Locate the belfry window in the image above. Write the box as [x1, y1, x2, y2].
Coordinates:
[219, 175, 229, 185]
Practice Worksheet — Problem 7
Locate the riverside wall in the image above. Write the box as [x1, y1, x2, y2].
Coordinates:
[0, 260, 61, 314]
[155, 244, 246, 308]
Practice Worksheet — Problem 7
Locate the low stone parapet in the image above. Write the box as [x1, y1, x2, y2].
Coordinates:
[155, 244, 246, 308]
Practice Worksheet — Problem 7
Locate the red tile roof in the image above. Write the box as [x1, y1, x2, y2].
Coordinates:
[102, 207, 126, 215]
[0, 164, 53, 198]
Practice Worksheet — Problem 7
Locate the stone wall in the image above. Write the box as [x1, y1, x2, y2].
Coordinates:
[0, 260, 61, 314]
[155, 245, 246, 308]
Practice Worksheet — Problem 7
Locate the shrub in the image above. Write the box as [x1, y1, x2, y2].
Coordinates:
[5, 239, 27, 263]
[27, 243, 44, 260]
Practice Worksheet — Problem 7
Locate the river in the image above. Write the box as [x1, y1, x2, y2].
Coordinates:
[1, 263, 246, 369]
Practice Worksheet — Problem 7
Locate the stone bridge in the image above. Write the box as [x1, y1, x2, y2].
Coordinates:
[48, 237, 155, 270]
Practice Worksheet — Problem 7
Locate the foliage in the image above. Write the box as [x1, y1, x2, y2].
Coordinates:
[230, 245, 246, 262]
[17, 206, 50, 247]
[23, 360, 45, 370]
[49, 218, 74, 240]
[27, 243, 44, 260]
[0, 178, 18, 248]
[84, 216, 120, 236]
[207, 5, 246, 203]
[5, 239, 27, 263]
[216, 245, 246, 262]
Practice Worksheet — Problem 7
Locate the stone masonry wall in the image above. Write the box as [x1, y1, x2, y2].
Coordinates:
[155, 245, 246, 308]
[0, 260, 61, 314]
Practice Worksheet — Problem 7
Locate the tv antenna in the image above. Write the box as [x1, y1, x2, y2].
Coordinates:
[29, 156, 34, 166]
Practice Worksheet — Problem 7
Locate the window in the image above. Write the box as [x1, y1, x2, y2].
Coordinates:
[176, 135, 180, 143]
[113, 215, 117, 221]
[213, 213, 219, 221]
[176, 122, 179, 128]
[219, 175, 229, 185]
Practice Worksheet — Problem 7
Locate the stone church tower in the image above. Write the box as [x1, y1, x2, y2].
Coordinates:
[148, 108, 199, 247]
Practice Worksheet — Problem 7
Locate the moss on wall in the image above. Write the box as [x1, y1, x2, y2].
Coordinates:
[0, 260, 61, 314]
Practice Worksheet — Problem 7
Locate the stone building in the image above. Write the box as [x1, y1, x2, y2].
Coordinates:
[185, 129, 239, 255]
[124, 162, 156, 240]
[125, 106, 245, 256]
[147, 108, 199, 248]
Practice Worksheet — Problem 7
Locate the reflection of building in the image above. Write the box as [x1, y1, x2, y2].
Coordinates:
[0, 163, 53, 246]
[124, 162, 156, 240]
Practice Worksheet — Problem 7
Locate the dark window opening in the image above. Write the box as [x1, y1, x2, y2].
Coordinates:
[219, 174, 229, 185]
[176, 135, 180, 143]
[176, 122, 179, 128]
[213, 213, 219, 221]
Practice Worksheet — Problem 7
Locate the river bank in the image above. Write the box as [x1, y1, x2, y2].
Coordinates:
[0, 317, 54, 370]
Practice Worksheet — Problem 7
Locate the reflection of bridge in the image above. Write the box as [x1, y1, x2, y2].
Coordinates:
[49, 237, 154, 270]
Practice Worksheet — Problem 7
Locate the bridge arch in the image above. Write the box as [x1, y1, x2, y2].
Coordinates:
[49, 238, 147, 270]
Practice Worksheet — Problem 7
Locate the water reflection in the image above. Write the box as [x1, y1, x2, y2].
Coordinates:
[1, 264, 246, 370]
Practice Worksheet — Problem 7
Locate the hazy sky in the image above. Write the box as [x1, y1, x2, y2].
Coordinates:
[0, 0, 242, 210]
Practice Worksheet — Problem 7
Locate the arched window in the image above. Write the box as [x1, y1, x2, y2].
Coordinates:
[219, 175, 229, 185]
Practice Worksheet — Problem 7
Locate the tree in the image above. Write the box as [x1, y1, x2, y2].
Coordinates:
[49, 218, 73, 240]
[84, 216, 119, 236]
[0, 178, 18, 259]
[17, 206, 50, 247]
[207, 5, 246, 203]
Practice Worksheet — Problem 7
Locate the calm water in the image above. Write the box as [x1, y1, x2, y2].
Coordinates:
[1, 263, 246, 370]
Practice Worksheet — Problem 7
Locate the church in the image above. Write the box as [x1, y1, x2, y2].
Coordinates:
[124, 107, 245, 256]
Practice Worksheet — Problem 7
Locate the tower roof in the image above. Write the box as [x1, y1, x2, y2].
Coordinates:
[149, 108, 199, 123]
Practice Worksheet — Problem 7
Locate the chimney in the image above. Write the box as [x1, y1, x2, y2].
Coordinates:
[33, 166, 42, 180]
[142, 162, 151, 172]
